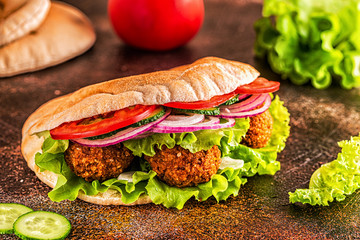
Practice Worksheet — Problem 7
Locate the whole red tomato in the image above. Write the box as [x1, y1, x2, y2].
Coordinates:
[108, 0, 204, 51]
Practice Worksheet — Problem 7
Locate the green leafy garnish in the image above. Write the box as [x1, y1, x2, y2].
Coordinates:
[255, 0, 360, 89]
[289, 134, 360, 206]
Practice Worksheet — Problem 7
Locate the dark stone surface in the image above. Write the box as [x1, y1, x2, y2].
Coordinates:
[1, 0, 360, 239]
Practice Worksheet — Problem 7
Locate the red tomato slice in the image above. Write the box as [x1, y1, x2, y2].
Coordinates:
[50, 105, 159, 140]
[235, 77, 280, 94]
[163, 92, 236, 110]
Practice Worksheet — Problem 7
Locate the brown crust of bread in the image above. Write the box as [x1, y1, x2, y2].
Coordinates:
[21, 57, 259, 206]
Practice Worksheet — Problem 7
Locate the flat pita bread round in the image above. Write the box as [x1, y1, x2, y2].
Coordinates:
[0, 0, 50, 46]
[0, 1, 96, 77]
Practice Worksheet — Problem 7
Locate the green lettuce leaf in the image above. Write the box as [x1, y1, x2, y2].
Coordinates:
[34, 96, 290, 209]
[289, 134, 360, 206]
[146, 167, 248, 209]
[255, 0, 360, 89]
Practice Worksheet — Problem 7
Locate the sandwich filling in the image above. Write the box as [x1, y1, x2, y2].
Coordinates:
[34, 77, 290, 209]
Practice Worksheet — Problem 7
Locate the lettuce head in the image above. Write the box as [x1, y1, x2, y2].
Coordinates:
[255, 0, 360, 89]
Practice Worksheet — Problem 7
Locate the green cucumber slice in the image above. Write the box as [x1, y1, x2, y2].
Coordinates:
[13, 211, 71, 240]
[221, 95, 239, 105]
[174, 107, 220, 115]
[0, 203, 33, 234]
[86, 107, 166, 140]
[131, 107, 166, 127]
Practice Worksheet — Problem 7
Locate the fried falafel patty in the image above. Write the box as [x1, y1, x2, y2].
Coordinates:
[241, 109, 273, 148]
[144, 145, 221, 188]
[64, 142, 134, 182]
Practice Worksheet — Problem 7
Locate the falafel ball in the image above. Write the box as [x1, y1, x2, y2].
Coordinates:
[241, 109, 273, 148]
[144, 145, 221, 188]
[64, 142, 134, 182]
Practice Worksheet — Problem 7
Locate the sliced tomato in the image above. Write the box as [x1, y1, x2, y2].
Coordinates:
[50, 105, 159, 140]
[235, 77, 280, 94]
[163, 92, 236, 110]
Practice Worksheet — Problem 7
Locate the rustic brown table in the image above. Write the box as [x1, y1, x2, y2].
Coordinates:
[1, 0, 360, 239]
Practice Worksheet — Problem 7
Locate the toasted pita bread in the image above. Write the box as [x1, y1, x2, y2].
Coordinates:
[0, 0, 50, 46]
[0, 1, 95, 77]
[21, 57, 259, 205]
[24, 57, 259, 136]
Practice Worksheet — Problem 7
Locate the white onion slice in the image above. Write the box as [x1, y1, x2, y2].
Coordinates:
[72, 109, 171, 147]
[117, 171, 136, 182]
[221, 93, 268, 113]
[150, 116, 235, 133]
[218, 94, 272, 118]
[219, 156, 245, 170]
[156, 113, 204, 127]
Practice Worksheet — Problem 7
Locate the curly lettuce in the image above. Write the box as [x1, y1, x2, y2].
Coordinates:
[35, 96, 290, 209]
[289, 134, 360, 206]
[255, 0, 360, 89]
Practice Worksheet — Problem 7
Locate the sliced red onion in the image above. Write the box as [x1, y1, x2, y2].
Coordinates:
[237, 94, 250, 101]
[218, 94, 271, 118]
[130, 131, 154, 140]
[72, 109, 171, 147]
[224, 94, 261, 110]
[156, 113, 204, 127]
[150, 116, 235, 133]
[221, 94, 268, 113]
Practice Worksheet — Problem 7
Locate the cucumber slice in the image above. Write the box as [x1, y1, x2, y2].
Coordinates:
[14, 211, 71, 240]
[0, 203, 33, 234]
[131, 107, 166, 127]
[174, 107, 220, 115]
[86, 106, 166, 140]
[221, 95, 239, 105]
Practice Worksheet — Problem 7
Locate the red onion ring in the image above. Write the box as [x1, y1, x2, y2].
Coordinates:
[72, 109, 171, 147]
[224, 94, 261, 110]
[218, 94, 271, 118]
[237, 94, 250, 101]
[156, 113, 204, 127]
[150, 116, 235, 133]
[130, 131, 154, 140]
[221, 94, 268, 113]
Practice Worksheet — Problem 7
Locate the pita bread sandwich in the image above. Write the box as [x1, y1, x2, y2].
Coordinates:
[21, 57, 290, 209]
[0, 1, 95, 77]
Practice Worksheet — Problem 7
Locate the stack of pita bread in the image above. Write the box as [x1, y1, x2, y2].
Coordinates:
[0, 0, 96, 77]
